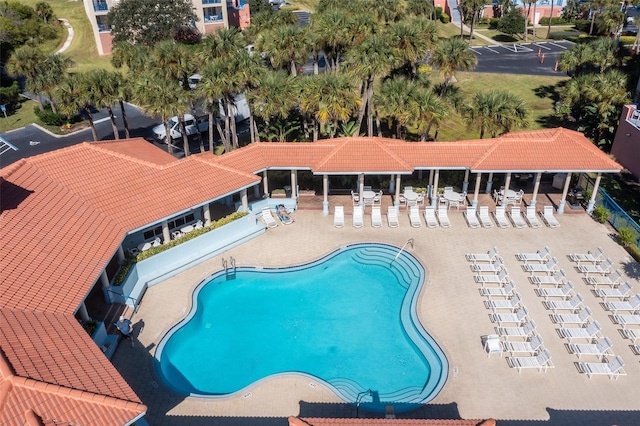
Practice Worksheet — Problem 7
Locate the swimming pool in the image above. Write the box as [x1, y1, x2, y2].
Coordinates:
[155, 243, 448, 408]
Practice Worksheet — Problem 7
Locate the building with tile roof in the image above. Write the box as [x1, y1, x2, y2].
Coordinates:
[0, 128, 621, 424]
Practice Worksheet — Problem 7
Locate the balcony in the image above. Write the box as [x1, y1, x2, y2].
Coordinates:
[98, 23, 110, 32]
[202, 0, 222, 4]
[93, 2, 109, 12]
[204, 14, 224, 23]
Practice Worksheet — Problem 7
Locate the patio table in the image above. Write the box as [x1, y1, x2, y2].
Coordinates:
[403, 191, 419, 207]
[362, 190, 376, 205]
[181, 224, 195, 234]
[443, 191, 460, 202]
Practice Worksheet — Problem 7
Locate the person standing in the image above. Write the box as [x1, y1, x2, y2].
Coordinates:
[116, 315, 134, 347]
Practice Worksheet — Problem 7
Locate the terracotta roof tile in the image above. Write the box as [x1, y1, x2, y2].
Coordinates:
[295, 417, 484, 426]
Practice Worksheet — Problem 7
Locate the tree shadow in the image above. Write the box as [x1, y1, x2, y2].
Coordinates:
[492, 34, 519, 42]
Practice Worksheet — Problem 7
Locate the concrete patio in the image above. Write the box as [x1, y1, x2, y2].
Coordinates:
[112, 209, 640, 425]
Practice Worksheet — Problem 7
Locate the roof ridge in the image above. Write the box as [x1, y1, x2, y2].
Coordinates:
[0, 159, 27, 179]
[312, 138, 353, 170]
[88, 141, 170, 169]
[470, 136, 502, 169]
[373, 138, 412, 169]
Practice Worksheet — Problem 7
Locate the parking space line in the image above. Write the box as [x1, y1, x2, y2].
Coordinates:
[472, 48, 482, 55]
[533, 43, 552, 50]
[484, 46, 501, 54]
[548, 42, 570, 50]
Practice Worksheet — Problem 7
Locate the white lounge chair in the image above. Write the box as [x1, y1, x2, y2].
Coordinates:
[493, 206, 511, 228]
[525, 205, 543, 229]
[478, 206, 494, 228]
[550, 307, 592, 326]
[578, 258, 613, 277]
[371, 206, 382, 228]
[507, 349, 553, 372]
[436, 206, 451, 228]
[604, 294, 640, 314]
[261, 208, 278, 228]
[466, 247, 499, 264]
[577, 356, 626, 380]
[475, 269, 510, 286]
[471, 258, 505, 274]
[387, 206, 399, 228]
[594, 281, 633, 301]
[543, 293, 584, 313]
[585, 270, 624, 288]
[409, 205, 422, 228]
[569, 247, 605, 265]
[541, 205, 560, 228]
[334, 205, 345, 228]
[529, 270, 567, 288]
[495, 320, 537, 339]
[483, 334, 502, 358]
[489, 306, 528, 325]
[621, 328, 640, 344]
[502, 335, 544, 356]
[612, 314, 640, 329]
[523, 257, 559, 275]
[480, 281, 516, 299]
[516, 246, 551, 264]
[509, 206, 527, 228]
[558, 321, 602, 342]
[568, 337, 613, 359]
[535, 281, 575, 301]
[464, 206, 481, 228]
[353, 205, 364, 228]
[485, 293, 523, 313]
[423, 206, 437, 228]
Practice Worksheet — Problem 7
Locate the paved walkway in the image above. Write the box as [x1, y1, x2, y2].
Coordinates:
[111, 210, 640, 425]
[55, 18, 74, 54]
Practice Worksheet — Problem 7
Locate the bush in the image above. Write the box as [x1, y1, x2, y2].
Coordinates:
[592, 205, 610, 223]
[489, 18, 500, 29]
[618, 227, 638, 247]
[435, 7, 443, 20]
[626, 244, 640, 263]
[0, 81, 20, 114]
[538, 17, 569, 25]
[172, 26, 201, 44]
[440, 13, 450, 23]
[34, 104, 66, 126]
[619, 36, 636, 45]
[573, 19, 590, 33]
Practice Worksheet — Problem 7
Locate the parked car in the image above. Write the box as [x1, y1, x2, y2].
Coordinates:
[152, 114, 209, 142]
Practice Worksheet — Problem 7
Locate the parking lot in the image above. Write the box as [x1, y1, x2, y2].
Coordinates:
[472, 41, 574, 76]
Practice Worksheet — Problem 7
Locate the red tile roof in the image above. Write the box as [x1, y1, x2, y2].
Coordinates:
[291, 417, 486, 426]
[0, 129, 621, 425]
[0, 309, 146, 426]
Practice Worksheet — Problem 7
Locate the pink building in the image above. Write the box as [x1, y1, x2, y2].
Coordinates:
[611, 104, 640, 179]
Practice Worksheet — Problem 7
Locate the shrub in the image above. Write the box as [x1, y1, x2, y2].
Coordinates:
[619, 36, 636, 45]
[489, 18, 500, 29]
[539, 17, 569, 25]
[83, 320, 98, 336]
[0, 80, 20, 114]
[626, 244, 640, 263]
[440, 13, 450, 24]
[618, 227, 638, 247]
[34, 103, 66, 126]
[435, 7, 443, 20]
[573, 19, 590, 33]
[592, 205, 610, 223]
[112, 211, 250, 286]
[172, 26, 201, 44]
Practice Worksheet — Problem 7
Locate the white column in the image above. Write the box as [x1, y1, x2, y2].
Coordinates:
[504, 172, 512, 192]
[462, 169, 470, 193]
[117, 246, 125, 263]
[389, 174, 395, 193]
[586, 173, 602, 214]
[78, 302, 90, 322]
[428, 169, 434, 198]
[162, 220, 170, 244]
[431, 169, 440, 206]
[322, 174, 329, 216]
[359, 173, 365, 205]
[203, 203, 212, 226]
[241, 189, 248, 211]
[485, 172, 494, 193]
[101, 270, 112, 304]
[263, 170, 269, 196]
[557, 172, 572, 214]
[530, 172, 542, 206]
[395, 174, 401, 206]
[473, 172, 482, 206]
[290, 170, 298, 198]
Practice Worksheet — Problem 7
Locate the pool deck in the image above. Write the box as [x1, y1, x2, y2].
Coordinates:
[112, 209, 640, 425]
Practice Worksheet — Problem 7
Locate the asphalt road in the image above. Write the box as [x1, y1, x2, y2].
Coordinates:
[472, 40, 574, 76]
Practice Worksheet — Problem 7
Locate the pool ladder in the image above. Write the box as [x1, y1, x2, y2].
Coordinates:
[394, 238, 414, 261]
[222, 257, 236, 280]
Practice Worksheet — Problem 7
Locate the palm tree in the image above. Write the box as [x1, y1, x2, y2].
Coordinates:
[589, 37, 618, 73]
[461, 0, 486, 45]
[257, 25, 309, 75]
[346, 33, 398, 136]
[557, 43, 594, 75]
[87, 69, 122, 139]
[375, 77, 413, 139]
[463, 91, 529, 138]
[386, 18, 437, 76]
[7, 46, 46, 110]
[114, 72, 132, 138]
[522, 0, 536, 41]
[56, 73, 99, 141]
[430, 38, 477, 96]
[200, 28, 246, 61]
[312, 10, 353, 72]
[409, 86, 449, 141]
[586, 0, 611, 35]
[406, 0, 435, 18]
[246, 70, 298, 142]
[111, 42, 150, 73]
[34, 53, 74, 114]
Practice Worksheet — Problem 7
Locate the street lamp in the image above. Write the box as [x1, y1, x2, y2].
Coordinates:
[355, 389, 373, 418]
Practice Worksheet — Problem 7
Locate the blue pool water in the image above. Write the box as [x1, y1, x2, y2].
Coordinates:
[155, 243, 448, 408]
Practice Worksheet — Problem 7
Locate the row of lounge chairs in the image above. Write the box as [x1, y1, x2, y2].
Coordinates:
[570, 249, 640, 355]
[463, 205, 559, 229]
[517, 247, 627, 379]
[467, 248, 554, 372]
[333, 206, 400, 228]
